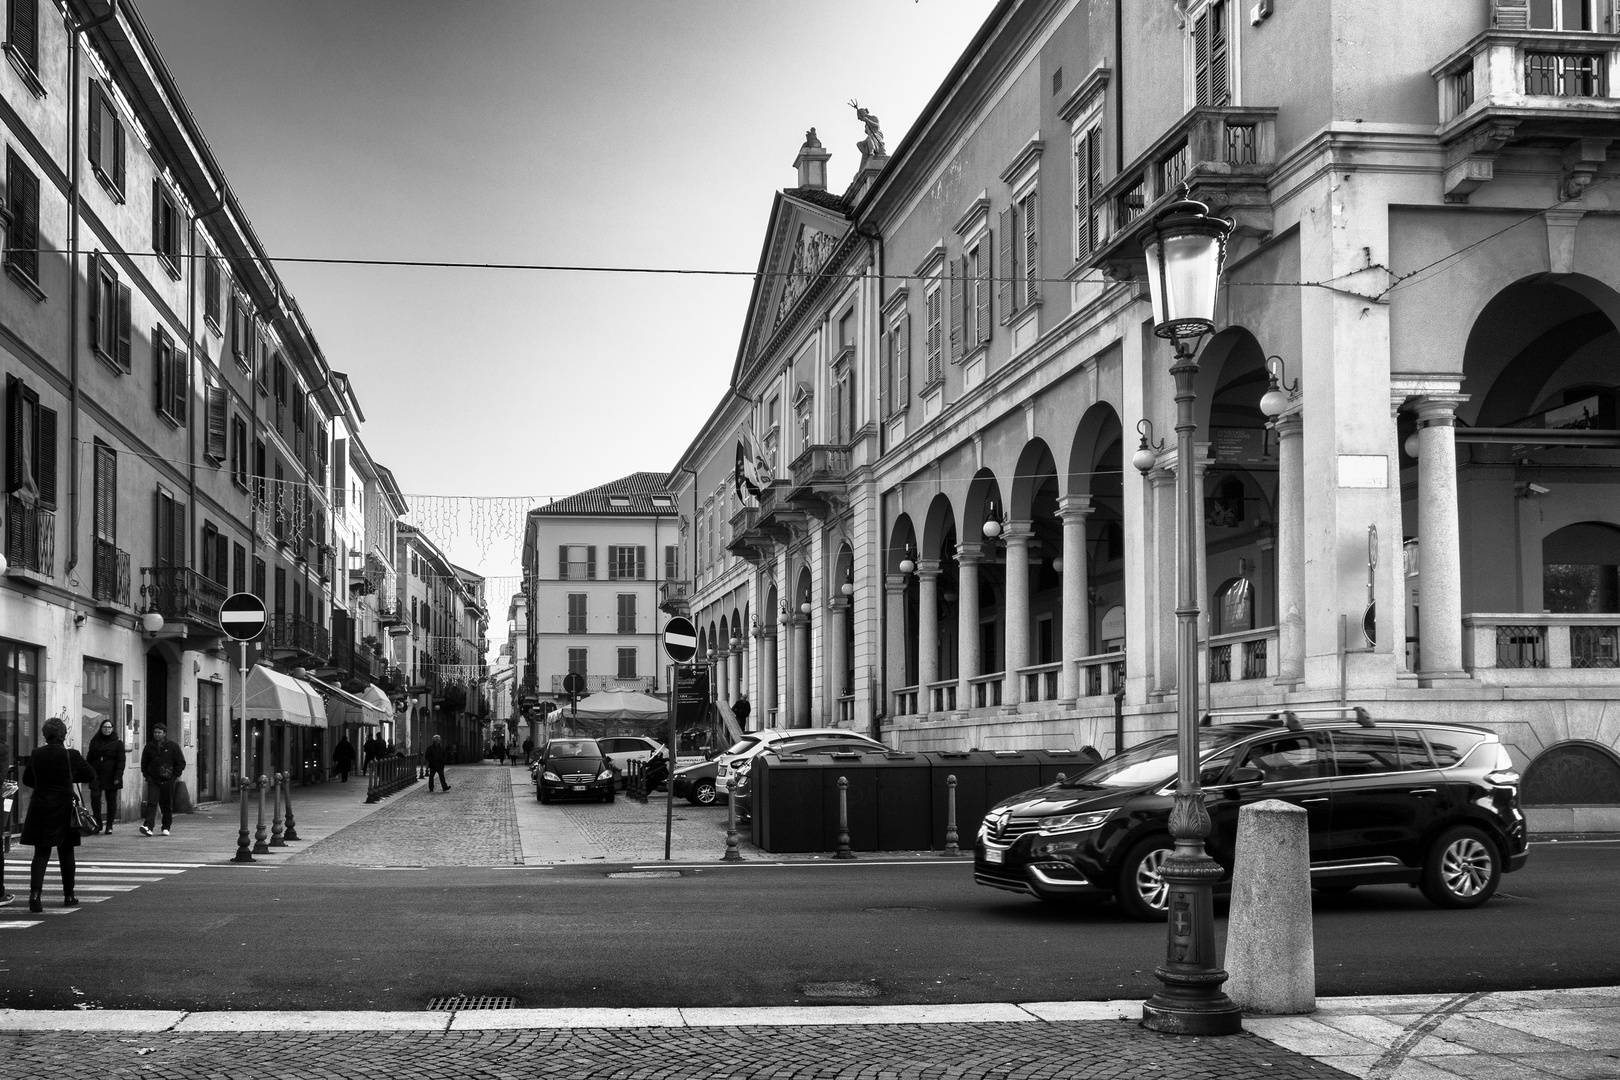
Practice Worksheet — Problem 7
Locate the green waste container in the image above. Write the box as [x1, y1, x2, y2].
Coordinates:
[752, 754, 823, 853]
[873, 753, 933, 851]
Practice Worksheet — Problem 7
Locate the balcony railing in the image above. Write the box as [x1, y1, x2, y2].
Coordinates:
[1078, 651, 1126, 697]
[1209, 628, 1277, 684]
[785, 445, 850, 518]
[928, 677, 958, 714]
[548, 673, 655, 694]
[837, 694, 856, 726]
[1019, 661, 1063, 704]
[892, 685, 919, 717]
[140, 566, 226, 633]
[92, 539, 131, 610]
[4, 497, 54, 582]
[1464, 614, 1620, 676]
[267, 614, 331, 663]
[1432, 30, 1620, 132]
[969, 671, 1004, 710]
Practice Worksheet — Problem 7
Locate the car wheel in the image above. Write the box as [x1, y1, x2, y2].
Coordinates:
[1420, 825, 1501, 909]
[1115, 836, 1174, 922]
[691, 779, 718, 806]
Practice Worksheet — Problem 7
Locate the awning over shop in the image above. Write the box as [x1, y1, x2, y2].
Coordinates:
[311, 678, 389, 728]
[359, 683, 393, 720]
[245, 665, 328, 728]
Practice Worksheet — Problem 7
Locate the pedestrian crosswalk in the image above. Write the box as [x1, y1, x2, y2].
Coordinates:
[0, 861, 201, 930]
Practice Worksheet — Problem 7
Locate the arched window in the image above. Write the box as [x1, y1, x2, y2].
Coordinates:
[1523, 743, 1620, 806]
[1214, 577, 1254, 635]
[1543, 521, 1620, 614]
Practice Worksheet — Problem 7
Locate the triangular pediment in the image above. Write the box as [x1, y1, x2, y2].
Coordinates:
[731, 190, 852, 388]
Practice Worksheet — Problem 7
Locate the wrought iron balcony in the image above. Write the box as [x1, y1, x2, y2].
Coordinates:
[267, 614, 331, 663]
[1088, 106, 1278, 280]
[1431, 30, 1620, 200]
[92, 539, 132, 611]
[727, 504, 769, 563]
[140, 566, 226, 635]
[549, 673, 656, 694]
[658, 580, 690, 615]
[3, 497, 55, 584]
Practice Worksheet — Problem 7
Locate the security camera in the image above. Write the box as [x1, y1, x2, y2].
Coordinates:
[1526, 483, 1551, 496]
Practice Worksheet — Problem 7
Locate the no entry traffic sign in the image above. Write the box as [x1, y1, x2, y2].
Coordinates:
[662, 616, 697, 664]
[219, 592, 267, 642]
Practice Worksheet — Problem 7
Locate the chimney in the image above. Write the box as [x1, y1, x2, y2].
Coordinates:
[793, 128, 830, 191]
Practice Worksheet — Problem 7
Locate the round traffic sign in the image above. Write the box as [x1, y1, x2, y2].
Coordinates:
[1363, 602, 1376, 647]
[662, 616, 697, 664]
[219, 592, 267, 642]
[561, 672, 586, 697]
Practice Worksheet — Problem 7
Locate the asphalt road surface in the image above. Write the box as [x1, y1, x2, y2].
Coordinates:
[2, 839, 1615, 1012]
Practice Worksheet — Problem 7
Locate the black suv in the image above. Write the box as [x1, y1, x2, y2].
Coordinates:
[974, 710, 1528, 920]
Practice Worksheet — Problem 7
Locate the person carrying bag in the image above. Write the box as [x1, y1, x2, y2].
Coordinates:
[20, 717, 96, 912]
[85, 719, 126, 834]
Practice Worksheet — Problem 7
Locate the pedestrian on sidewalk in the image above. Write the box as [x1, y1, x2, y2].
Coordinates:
[20, 717, 95, 912]
[733, 694, 751, 731]
[0, 731, 15, 906]
[86, 719, 126, 833]
[522, 737, 534, 766]
[333, 736, 356, 782]
[424, 735, 451, 792]
[139, 723, 186, 837]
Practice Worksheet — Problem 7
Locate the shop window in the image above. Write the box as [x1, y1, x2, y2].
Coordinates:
[1214, 577, 1254, 635]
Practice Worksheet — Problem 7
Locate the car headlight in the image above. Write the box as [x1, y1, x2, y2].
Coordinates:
[542, 772, 560, 783]
[1038, 809, 1115, 834]
[597, 769, 614, 781]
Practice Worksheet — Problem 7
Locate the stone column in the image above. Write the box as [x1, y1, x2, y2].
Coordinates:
[760, 630, 777, 726]
[1057, 495, 1093, 704]
[792, 612, 812, 726]
[722, 648, 735, 704]
[916, 560, 941, 710]
[884, 573, 908, 717]
[1002, 521, 1032, 707]
[735, 643, 747, 701]
[1386, 397, 1410, 674]
[956, 542, 982, 708]
[1414, 394, 1469, 676]
[1274, 411, 1305, 686]
[1150, 468, 1178, 694]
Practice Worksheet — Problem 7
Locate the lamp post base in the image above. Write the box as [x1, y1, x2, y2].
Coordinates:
[1142, 982, 1244, 1036]
[1141, 841, 1244, 1036]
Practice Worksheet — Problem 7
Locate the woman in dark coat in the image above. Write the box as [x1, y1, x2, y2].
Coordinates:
[85, 719, 126, 833]
[332, 736, 355, 782]
[21, 716, 96, 912]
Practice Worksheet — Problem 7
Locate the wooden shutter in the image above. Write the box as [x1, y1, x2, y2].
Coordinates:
[9, 157, 38, 280]
[233, 542, 246, 594]
[975, 238, 992, 344]
[948, 259, 965, 364]
[1490, 0, 1529, 28]
[665, 544, 678, 581]
[88, 252, 101, 353]
[94, 441, 116, 544]
[333, 438, 347, 507]
[206, 257, 220, 326]
[112, 116, 125, 192]
[998, 208, 1016, 316]
[896, 313, 911, 404]
[217, 532, 230, 586]
[9, 0, 38, 70]
[1209, 1, 1229, 105]
[558, 545, 568, 579]
[88, 81, 103, 173]
[636, 545, 646, 580]
[116, 283, 132, 370]
[1194, 8, 1211, 106]
[152, 179, 162, 255]
[587, 546, 597, 579]
[206, 387, 227, 461]
[5, 377, 20, 495]
[228, 294, 241, 360]
[1024, 194, 1039, 304]
[170, 339, 187, 421]
[172, 496, 186, 568]
[154, 490, 172, 569]
[35, 404, 56, 508]
[153, 329, 167, 412]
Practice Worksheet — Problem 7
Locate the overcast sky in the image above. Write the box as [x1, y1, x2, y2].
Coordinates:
[136, 0, 991, 616]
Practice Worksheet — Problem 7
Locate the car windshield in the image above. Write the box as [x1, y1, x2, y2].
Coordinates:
[1059, 730, 1252, 790]
[547, 740, 599, 758]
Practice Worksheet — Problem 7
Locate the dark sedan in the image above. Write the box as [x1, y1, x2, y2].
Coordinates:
[536, 738, 617, 803]
[672, 759, 723, 805]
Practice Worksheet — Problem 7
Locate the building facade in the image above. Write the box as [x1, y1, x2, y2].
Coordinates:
[673, 0, 1620, 817]
[396, 526, 488, 761]
[519, 473, 679, 717]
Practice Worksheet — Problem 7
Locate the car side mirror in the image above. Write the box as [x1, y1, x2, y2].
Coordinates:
[1228, 766, 1264, 786]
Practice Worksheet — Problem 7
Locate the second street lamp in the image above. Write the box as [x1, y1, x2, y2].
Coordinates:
[1137, 196, 1243, 1037]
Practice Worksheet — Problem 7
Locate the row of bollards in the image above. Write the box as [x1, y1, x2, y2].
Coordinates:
[232, 774, 302, 863]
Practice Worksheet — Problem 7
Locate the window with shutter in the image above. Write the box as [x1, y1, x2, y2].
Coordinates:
[205, 255, 222, 329]
[617, 594, 636, 634]
[1022, 192, 1039, 304]
[558, 544, 569, 580]
[152, 181, 181, 278]
[7, 0, 39, 74]
[117, 284, 132, 372]
[997, 208, 1016, 317]
[587, 546, 597, 579]
[567, 648, 587, 677]
[205, 387, 227, 462]
[233, 542, 246, 594]
[274, 566, 286, 614]
[1193, 2, 1230, 107]
[5, 150, 41, 284]
[253, 557, 265, 601]
[948, 258, 966, 364]
[154, 488, 178, 568]
[93, 440, 116, 545]
[925, 283, 942, 385]
[230, 416, 248, 489]
[201, 523, 219, 582]
[91, 254, 120, 364]
[35, 401, 55, 509]
[332, 438, 347, 507]
[894, 312, 911, 407]
[568, 593, 587, 634]
[88, 81, 125, 196]
[617, 648, 637, 679]
[665, 544, 679, 581]
[973, 237, 991, 345]
[635, 545, 646, 580]
[252, 440, 266, 503]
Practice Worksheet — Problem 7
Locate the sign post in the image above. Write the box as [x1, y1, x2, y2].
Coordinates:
[660, 617, 699, 861]
[219, 593, 266, 864]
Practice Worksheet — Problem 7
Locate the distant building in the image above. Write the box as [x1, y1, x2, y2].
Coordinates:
[520, 474, 679, 712]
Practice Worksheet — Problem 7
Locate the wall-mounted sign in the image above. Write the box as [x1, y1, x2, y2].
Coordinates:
[1337, 455, 1388, 488]
[1210, 426, 1270, 466]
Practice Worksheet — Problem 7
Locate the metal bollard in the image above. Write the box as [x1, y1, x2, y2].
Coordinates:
[252, 774, 271, 854]
[365, 766, 381, 804]
[232, 777, 256, 863]
[269, 772, 286, 847]
[833, 776, 856, 860]
[721, 785, 744, 862]
[941, 774, 961, 857]
[282, 773, 300, 841]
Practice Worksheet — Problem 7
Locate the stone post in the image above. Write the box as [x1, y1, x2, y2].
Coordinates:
[1274, 412, 1305, 686]
[1224, 800, 1316, 1014]
[1058, 495, 1092, 704]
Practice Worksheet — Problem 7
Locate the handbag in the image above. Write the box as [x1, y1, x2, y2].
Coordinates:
[69, 785, 98, 835]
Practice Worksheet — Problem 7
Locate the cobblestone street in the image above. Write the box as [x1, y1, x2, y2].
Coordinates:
[286, 765, 523, 866]
[0, 1019, 1348, 1080]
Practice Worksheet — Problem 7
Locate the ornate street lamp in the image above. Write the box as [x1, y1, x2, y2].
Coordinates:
[898, 544, 918, 576]
[1259, 355, 1298, 419]
[840, 566, 854, 597]
[1138, 196, 1242, 1037]
[981, 501, 1005, 539]
[1133, 419, 1166, 475]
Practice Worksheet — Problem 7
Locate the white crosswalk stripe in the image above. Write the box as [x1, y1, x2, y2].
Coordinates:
[0, 862, 196, 929]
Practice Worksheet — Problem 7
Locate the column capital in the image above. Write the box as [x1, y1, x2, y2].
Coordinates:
[1057, 494, 1094, 520]
[827, 596, 851, 613]
[1413, 393, 1470, 424]
[915, 559, 942, 578]
[885, 573, 909, 595]
[1191, 441, 1214, 477]
[1273, 411, 1303, 437]
[791, 613, 810, 628]
[1001, 521, 1034, 544]
[956, 542, 984, 563]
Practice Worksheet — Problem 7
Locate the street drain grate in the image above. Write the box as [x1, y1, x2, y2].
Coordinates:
[800, 981, 881, 999]
[426, 995, 517, 1011]
[608, 871, 682, 879]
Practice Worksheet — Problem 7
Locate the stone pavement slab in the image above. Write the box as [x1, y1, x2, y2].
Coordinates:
[286, 764, 520, 866]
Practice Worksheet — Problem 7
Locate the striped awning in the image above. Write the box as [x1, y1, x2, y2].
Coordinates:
[310, 678, 389, 728]
[245, 665, 327, 729]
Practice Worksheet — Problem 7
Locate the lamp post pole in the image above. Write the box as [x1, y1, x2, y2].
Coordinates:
[1137, 197, 1243, 1037]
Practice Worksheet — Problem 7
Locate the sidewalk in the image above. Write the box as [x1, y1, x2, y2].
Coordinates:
[2, 987, 1616, 1078]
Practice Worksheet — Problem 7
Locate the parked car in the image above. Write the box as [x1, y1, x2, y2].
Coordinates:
[715, 728, 889, 795]
[535, 738, 617, 804]
[596, 736, 665, 787]
[974, 710, 1529, 920]
[672, 758, 724, 805]
[730, 736, 895, 822]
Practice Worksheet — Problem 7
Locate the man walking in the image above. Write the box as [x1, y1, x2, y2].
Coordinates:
[733, 693, 751, 732]
[424, 735, 451, 792]
[139, 723, 186, 837]
[332, 735, 356, 782]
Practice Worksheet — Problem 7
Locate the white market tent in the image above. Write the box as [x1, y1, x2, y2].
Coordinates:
[568, 690, 668, 721]
[245, 665, 327, 728]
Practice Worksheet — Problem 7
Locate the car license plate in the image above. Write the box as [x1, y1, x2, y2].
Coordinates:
[984, 848, 1003, 864]
[571, 785, 585, 791]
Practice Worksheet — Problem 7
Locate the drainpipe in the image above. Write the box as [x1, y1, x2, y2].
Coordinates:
[1114, 0, 1125, 173]
[186, 198, 226, 570]
[64, 0, 121, 577]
